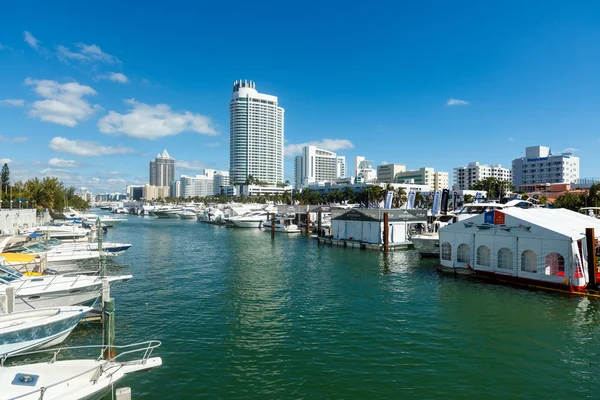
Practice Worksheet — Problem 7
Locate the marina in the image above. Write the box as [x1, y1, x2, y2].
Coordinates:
[1, 210, 596, 398]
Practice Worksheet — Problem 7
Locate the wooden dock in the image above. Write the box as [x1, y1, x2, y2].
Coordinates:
[316, 236, 411, 251]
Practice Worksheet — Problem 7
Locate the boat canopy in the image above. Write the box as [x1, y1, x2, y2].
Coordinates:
[0, 253, 38, 263]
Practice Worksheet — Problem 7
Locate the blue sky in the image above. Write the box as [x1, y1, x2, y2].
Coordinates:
[1, 1, 600, 192]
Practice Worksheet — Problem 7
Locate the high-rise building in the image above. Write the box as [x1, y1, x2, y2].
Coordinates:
[376, 164, 407, 183]
[149, 149, 175, 187]
[355, 159, 377, 183]
[229, 80, 284, 185]
[180, 175, 214, 198]
[213, 171, 230, 196]
[453, 162, 512, 190]
[169, 180, 181, 198]
[299, 146, 338, 186]
[294, 156, 303, 189]
[512, 146, 579, 188]
[336, 156, 347, 178]
[354, 156, 365, 177]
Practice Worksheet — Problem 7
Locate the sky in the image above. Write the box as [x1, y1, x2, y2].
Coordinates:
[1, 1, 600, 193]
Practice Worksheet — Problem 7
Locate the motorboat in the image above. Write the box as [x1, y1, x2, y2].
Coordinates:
[0, 341, 162, 399]
[0, 306, 91, 356]
[27, 226, 90, 241]
[262, 218, 301, 233]
[152, 207, 183, 218]
[229, 211, 270, 228]
[0, 265, 131, 312]
[44, 238, 131, 256]
[5, 243, 102, 273]
[178, 210, 198, 220]
[82, 215, 127, 228]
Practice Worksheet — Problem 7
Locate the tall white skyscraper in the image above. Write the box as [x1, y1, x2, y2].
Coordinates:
[354, 156, 365, 177]
[149, 149, 175, 187]
[229, 80, 284, 185]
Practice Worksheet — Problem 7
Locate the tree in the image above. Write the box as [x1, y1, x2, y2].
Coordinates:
[1, 163, 9, 193]
[470, 177, 513, 199]
[414, 192, 424, 207]
[395, 187, 407, 207]
[553, 191, 584, 211]
[463, 194, 474, 204]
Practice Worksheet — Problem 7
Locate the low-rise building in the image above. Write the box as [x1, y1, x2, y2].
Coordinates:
[143, 185, 169, 200]
[454, 162, 512, 190]
[512, 146, 579, 187]
[376, 164, 406, 183]
[395, 167, 449, 191]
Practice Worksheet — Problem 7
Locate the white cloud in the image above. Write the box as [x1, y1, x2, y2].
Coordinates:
[23, 31, 40, 49]
[284, 138, 355, 157]
[49, 137, 134, 157]
[48, 157, 80, 168]
[96, 72, 129, 84]
[562, 147, 578, 153]
[57, 43, 119, 63]
[446, 98, 469, 106]
[1, 99, 25, 107]
[0, 158, 14, 164]
[25, 78, 100, 127]
[177, 160, 207, 171]
[98, 99, 217, 140]
[0, 136, 28, 143]
[381, 160, 389, 165]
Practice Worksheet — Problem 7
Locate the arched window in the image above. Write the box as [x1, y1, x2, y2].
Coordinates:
[477, 245, 491, 266]
[545, 253, 565, 276]
[457, 243, 470, 263]
[521, 250, 537, 273]
[498, 248, 513, 270]
[441, 242, 452, 261]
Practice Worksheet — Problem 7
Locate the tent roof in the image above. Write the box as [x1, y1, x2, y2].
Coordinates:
[501, 208, 600, 240]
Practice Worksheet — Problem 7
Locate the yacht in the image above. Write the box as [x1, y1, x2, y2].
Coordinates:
[5, 243, 102, 273]
[262, 218, 302, 233]
[178, 210, 198, 220]
[152, 207, 183, 218]
[0, 264, 131, 311]
[229, 211, 270, 228]
[44, 238, 131, 255]
[0, 306, 91, 356]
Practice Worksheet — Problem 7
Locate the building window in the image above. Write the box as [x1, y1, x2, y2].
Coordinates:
[477, 245, 491, 266]
[498, 248, 513, 270]
[457, 243, 470, 263]
[545, 253, 565, 276]
[521, 250, 537, 273]
[441, 242, 452, 261]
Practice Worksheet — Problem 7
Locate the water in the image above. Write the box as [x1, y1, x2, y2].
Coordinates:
[65, 215, 600, 398]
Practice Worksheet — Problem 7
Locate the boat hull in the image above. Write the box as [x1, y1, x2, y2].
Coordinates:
[231, 220, 264, 228]
[410, 235, 439, 257]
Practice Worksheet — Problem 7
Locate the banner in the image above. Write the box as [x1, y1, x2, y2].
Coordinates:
[407, 191, 416, 209]
[384, 190, 394, 209]
[432, 191, 441, 215]
[453, 191, 458, 211]
[441, 189, 449, 214]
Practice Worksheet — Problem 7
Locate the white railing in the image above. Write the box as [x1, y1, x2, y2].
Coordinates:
[3, 341, 161, 400]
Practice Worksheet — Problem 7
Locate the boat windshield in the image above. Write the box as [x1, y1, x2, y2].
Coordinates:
[47, 238, 64, 246]
[0, 265, 23, 283]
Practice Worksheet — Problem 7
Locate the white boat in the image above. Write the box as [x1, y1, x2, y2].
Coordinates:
[82, 215, 127, 227]
[27, 226, 90, 241]
[230, 211, 270, 228]
[262, 218, 302, 233]
[0, 341, 162, 400]
[0, 306, 91, 357]
[152, 208, 183, 218]
[177, 210, 198, 220]
[45, 239, 131, 256]
[0, 265, 131, 312]
[6, 244, 102, 273]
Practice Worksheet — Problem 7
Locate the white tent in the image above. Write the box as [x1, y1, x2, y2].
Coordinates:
[439, 208, 600, 289]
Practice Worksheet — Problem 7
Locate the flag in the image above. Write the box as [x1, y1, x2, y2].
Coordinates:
[432, 191, 441, 215]
[407, 191, 416, 209]
[441, 189, 450, 214]
[384, 190, 394, 209]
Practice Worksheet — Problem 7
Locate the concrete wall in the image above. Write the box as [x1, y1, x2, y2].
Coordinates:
[0, 209, 51, 235]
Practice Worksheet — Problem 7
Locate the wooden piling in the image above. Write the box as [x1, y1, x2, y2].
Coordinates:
[306, 212, 311, 237]
[6, 286, 14, 313]
[586, 228, 597, 287]
[102, 297, 116, 360]
[318, 212, 322, 237]
[383, 212, 389, 253]
[271, 213, 275, 239]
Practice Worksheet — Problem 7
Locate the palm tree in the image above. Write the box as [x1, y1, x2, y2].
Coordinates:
[395, 187, 407, 207]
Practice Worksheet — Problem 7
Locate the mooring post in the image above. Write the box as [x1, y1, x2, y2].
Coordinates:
[6, 286, 14, 313]
[96, 218, 105, 276]
[306, 212, 311, 237]
[383, 212, 389, 253]
[102, 296, 116, 360]
[318, 211, 322, 237]
[271, 213, 275, 239]
[586, 228, 597, 287]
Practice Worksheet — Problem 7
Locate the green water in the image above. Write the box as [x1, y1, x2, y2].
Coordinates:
[66, 215, 600, 399]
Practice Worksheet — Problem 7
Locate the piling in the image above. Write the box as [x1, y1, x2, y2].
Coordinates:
[586, 228, 597, 287]
[102, 297, 116, 359]
[271, 213, 275, 239]
[306, 212, 311, 237]
[6, 286, 14, 313]
[96, 218, 105, 276]
[317, 212, 322, 237]
[383, 212, 389, 253]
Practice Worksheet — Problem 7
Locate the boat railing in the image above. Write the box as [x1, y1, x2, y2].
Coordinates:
[3, 341, 161, 400]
